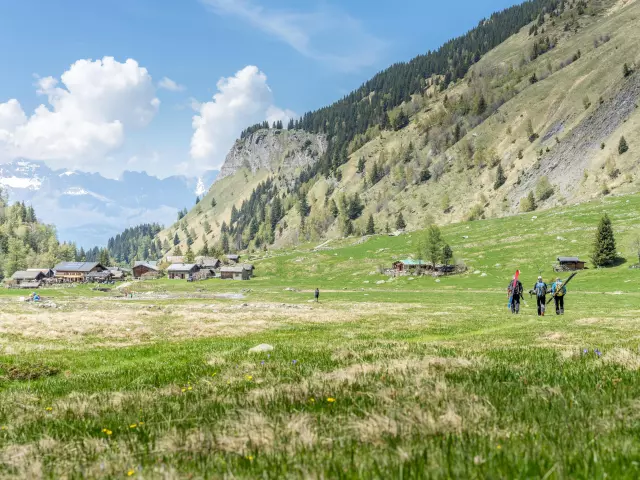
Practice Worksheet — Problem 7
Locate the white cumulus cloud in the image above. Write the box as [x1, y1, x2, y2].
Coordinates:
[0, 57, 160, 172]
[190, 65, 295, 170]
[158, 77, 186, 92]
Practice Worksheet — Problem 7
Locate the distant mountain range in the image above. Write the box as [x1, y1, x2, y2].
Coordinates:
[0, 160, 218, 247]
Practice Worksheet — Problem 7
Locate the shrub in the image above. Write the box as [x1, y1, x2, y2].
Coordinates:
[535, 176, 554, 201]
[520, 191, 537, 212]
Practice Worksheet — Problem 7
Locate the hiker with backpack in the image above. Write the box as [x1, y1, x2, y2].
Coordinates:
[531, 276, 547, 316]
[314, 288, 320, 303]
[507, 275, 524, 314]
[551, 278, 567, 315]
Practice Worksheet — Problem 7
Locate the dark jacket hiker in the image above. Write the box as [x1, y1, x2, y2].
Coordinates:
[507, 278, 524, 314]
[531, 276, 547, 316]
[314, 288, 319, 302]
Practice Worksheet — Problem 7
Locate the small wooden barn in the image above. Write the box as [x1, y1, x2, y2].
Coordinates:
[220, 266, 250, 280]
[11, 270, 45, 287]
[197, 257, 221, 269]
[556, 257, 586, 271]
[392, 259, 428, 274]
[133, 261, 159, 279]
[167, 264, 200, 280]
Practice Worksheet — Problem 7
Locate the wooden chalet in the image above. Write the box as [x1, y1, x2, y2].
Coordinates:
[107, 267, 127, 281]
[54, 262, 106, 282]
[197, 257, 221, 269]
[167, 263, 200, 280]
[220, 265, 249, 280]
[133, 261, 159, 279]
[556, 257, 586, 271]
[27, 268, 54, 278]
[86, 271, 114, 283]
[225, 254, 240, 264]
[11, 270, 46, 288]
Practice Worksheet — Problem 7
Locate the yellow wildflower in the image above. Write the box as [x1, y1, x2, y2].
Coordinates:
[245, 375, 253, 381]
[327, 397, 336, 403]
[45, 407, 53, 412]
[309, 398, 315, 403]
[130, 424, 137, 429]
[246, 455, 254, 461]
[181, 388, 186, 393]
[127, 469, 135, 476]
[497, 445, 502, 450]
[0, 426, 7, 431]
[138, 422, 144, 426]
[187, 386, 193, 391]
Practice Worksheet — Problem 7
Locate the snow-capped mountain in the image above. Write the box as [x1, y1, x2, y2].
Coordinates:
[0, 161, 218, 247]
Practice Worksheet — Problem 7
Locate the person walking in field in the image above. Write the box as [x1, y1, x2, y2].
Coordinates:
[532, 276, 548, 316]
[314, 288, 320, 303]
[551, 277, 566, 315]
[507, 275, 524, 314]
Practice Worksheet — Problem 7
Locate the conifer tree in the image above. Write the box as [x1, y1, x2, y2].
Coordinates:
[618, 136, 629, 155]
[173, 245, 183, 256]
[185, 245, 195, 263]
[173, 233, 180, 246]
[420, 166, 432, 183]
[395, 212, 407, 230]
[199, 240, 209, 257]
[211, 197, 217, 208]
[424, 225, 444, 268]
[330, 199, 339, 218]
[342, 217, 354, 237]
[494, 164, 506, 190]
[356, 157, 366, 173]
[366, 214, 375, 235]
[591, 214, 617, 267]
[221, 234, 230, 254]
[442, 244, 453, 268]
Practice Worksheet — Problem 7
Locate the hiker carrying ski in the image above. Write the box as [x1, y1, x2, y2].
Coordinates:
[507, 275, 524, 314]
[551, 277, 567, 315]
[531, 276, 547, 316]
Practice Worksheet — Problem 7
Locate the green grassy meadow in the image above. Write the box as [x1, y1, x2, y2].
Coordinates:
[1, 194, 640, 478]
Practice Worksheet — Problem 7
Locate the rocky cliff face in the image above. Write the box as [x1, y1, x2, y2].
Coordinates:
[216, 129, 327, 182]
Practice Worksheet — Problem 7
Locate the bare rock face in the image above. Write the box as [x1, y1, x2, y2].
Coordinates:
[216, 129, 327, 183]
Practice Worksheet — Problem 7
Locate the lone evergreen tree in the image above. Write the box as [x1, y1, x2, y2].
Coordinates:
[185, 245, 195, 263]
[618, 136, 629, 155]
[420, 166, 432, 183]
[442, 244, 453, 268]
[329, 199, 339, 218]
[211, 197, 217, 208]
[366, 214, 375, 235]
[173, 233, 180, 246]
[356, 157, 366, 174]
[393, 110, 409, 131]
[591, 213, 617, 267]
[173, 245, 183, 256]
[395, 212, 407, 230]
[494, 164, 506, 190]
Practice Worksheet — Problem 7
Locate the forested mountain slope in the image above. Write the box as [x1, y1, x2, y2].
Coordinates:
[0, 187, 80, 279]
[159, 0, 640, 257]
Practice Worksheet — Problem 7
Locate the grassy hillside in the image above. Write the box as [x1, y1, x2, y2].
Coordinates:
[2, 193, 640, 477]
[169, 0, 640, 258]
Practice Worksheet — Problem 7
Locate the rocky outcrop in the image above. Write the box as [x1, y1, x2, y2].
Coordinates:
[216, 129, 327, 182]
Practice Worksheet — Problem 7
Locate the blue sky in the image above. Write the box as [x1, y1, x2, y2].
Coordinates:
[0, 0, 519, 179]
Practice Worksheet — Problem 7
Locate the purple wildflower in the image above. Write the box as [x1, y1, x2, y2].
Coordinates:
[595, 349, 602, 357]
[583, 348, 588, 355]
[261, 361, 265, 366]
[292, 360, 298, 365]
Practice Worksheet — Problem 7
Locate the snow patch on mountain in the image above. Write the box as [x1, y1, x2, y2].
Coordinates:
[0, 176, 42, 190]
[195, 177, 207, 197]
[60, 171, 77, 177]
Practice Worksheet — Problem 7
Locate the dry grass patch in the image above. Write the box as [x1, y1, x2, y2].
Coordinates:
[603, 348, 640, 370]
